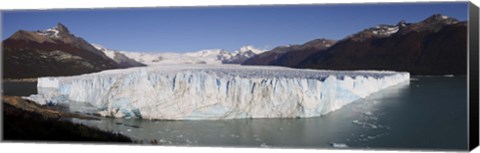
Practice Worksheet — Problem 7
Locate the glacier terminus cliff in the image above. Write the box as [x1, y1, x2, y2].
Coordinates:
[26, 65, 409, 120]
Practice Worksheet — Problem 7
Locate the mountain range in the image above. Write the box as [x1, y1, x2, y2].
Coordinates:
[243, 14, 467, 75]
[2, 14, 467, 78]
[2, 23, 265, 79]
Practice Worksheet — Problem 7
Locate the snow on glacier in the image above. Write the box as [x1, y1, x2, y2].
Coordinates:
[26, 65, 409, 120]
[101, 45, 267, 65]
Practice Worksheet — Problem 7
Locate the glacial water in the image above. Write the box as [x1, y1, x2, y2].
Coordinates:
[2, 81, 37, 96]
[3, 76, 468, 150]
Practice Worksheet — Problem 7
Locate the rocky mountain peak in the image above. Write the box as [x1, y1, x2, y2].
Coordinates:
[3, 23, 145, 78]
[34, 22, 73, 39]
[55, 22, 70, 34]
[348, 14, 461, 41]
[397, 20, 409, 27]
[421, 14, 458, 25]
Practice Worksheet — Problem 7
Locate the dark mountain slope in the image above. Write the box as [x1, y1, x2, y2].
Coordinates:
[3, 23, 143, 78]
[242, 38, 336, 67]
[297, 14, 467, 75]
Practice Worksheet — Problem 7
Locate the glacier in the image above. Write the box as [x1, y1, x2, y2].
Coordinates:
[95, 45, 267, 65]
[26, 65, 409, 120]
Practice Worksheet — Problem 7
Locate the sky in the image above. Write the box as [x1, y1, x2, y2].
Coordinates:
[2, 2, 468, 53]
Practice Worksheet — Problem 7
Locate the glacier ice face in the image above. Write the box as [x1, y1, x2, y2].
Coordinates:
[26, 65, 409, 120]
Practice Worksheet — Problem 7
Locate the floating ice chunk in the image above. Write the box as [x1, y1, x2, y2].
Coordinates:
[352, 120, 361, 124]
[364, 111, 373, 116]
[330, 143, 349, 148]
[260, 143, 269, 148]
[158, 139, 167, 143]
[352, 120, 380, 129]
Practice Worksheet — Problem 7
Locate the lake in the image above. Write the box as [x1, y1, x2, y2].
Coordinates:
[2, 76, 468, 150]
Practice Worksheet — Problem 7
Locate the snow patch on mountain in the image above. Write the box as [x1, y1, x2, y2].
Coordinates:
[36, 27, 60, 38]
[92, 44, 116, 59]
[92, 44, 145, 67]
[34, 23, 70, 39]
[371, 25, 399, 36]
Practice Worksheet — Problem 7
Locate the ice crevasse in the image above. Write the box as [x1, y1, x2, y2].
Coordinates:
[26, 65, 410, 120]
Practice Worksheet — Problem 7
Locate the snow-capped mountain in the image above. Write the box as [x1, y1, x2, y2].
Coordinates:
[106, 45, 267, 65]
[219, 45, 266, 64]
[243, 14, 466, 75]
[348, 14, 459, 41]
[297, 14, 467, 75]
[2, 23, 141, 78]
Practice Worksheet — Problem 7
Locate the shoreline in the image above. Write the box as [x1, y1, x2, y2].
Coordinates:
[2, 95, 134, 143]
[2, 78, 38, 83]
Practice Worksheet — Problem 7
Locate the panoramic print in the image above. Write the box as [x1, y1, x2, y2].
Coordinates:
[2, 2, 469, 151]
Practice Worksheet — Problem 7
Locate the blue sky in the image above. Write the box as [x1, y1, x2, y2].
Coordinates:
[2, 2, 468, 53]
